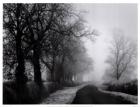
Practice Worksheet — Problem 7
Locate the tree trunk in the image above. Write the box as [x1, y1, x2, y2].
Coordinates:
[116, 68, 119, 80]
[57, 55, 65, 83]
[15, 4, 27, 84]
[51, 53, 55, 82]
[15, 36, 27, 84]
[33, 44, 42, 85]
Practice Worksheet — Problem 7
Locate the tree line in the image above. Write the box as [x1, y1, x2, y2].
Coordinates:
[3, 3, 95, 86]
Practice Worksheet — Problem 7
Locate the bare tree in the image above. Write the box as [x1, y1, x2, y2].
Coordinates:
[3, 4, 29, 84]
[106, 31, 137, 80]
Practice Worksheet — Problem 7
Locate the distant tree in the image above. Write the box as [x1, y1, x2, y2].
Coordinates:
[106, 31, 137, 81]
[57, 38, 94, 83]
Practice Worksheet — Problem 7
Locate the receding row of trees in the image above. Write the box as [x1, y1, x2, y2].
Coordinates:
[3, 3, 95, 86]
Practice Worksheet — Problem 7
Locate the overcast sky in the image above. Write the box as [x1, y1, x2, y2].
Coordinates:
[75, 4, 137, 84]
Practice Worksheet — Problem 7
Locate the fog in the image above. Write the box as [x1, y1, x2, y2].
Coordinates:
[75, 4, 137, 85]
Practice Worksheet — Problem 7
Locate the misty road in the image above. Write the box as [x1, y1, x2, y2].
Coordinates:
[40, 84, 137, 104]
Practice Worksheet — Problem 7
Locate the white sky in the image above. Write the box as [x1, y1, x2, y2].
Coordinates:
[75, 4, 137, 84]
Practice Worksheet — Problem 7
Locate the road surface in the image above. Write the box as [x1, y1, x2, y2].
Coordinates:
[41, 85, 84, 104]
[40, 84, 137, 104]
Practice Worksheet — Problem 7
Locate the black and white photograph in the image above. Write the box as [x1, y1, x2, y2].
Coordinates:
[3, 2, 138, 105]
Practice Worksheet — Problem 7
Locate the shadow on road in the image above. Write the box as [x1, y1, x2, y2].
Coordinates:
[72, 85, 137, 104]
